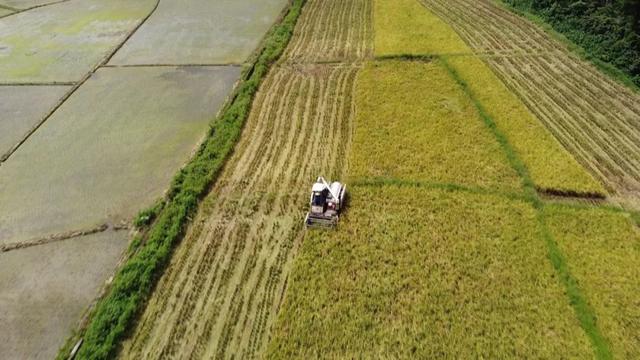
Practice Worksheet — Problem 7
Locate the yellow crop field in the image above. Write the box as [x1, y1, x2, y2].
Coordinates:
[268, 186, 593, 358]
[373, 0, 605, 198]
[545, 205, 640, 358]
[373, 0, 469, 57]
[350, 60, 522, 192]
[446, 56, 606, 197]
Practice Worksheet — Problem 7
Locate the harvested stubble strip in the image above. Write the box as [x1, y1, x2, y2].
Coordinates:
[444, 56, 606, 197]
[284, 0, 373, 63]
[544, 204, 640, 359]
[350, 59, 522, 192]
[373, 0, 471, 57]
[267, 185, 593, 358]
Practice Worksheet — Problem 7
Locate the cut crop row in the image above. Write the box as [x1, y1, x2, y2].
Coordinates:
[420, 0, 640, 206]
[284, 0, 373, 63]
[119, 64, 358, 359]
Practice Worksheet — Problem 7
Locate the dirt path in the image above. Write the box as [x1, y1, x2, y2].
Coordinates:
[119, 1, 373, 358]
[421, 0, 640, 208]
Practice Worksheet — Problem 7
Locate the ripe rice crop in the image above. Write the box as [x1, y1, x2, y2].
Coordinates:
[545, 204, 640, 358]
[268, 186, 593, 358]
[445, 56, 605, 197]
[350, 59, 522, 192]
[373, 0, 470, 57]
[421, 0, 640, 207]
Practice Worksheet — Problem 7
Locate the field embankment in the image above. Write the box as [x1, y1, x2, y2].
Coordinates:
[116, 0, 373, 358]
[421, 0, 640, 208]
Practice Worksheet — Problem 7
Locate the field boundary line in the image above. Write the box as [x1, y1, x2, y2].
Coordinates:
[101, 63, 245, 68]
[0, 223, 116, 253]
[54, 1, 307, 358]
[0, 0, 161, 164]
[440, 55, 614, 359]
[351, 177, 528, 202]
[0, 0, 70, 19]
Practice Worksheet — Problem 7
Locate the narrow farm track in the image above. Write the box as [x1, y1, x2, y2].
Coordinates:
[120, 2, 372, 358]
[421, 0, 640, 207]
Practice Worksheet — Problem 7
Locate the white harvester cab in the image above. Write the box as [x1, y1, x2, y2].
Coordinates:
[305, 176, 346, 228]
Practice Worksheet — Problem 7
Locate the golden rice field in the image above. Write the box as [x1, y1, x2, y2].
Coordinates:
[545, 205, 640, 358]
[267, 0, 640, 358]
[374, 0, 605, 198]
[350, 59, 521, 192]
[268, 186, 593, 358]
[420, 0, 640, 207]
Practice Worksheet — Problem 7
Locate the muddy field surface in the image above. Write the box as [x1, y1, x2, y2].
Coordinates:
[0, 0, 155, 82]
[421, 0, 640, 208]
[109, 0, 288, 65]
[0, 85, 69, 160]
[0, 66, 239, 246]
[0, 230, 128, 360]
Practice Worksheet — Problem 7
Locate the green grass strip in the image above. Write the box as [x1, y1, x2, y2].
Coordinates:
[350, 176, 528, 202]
[56, 1, 306, 359]
[536, 208, 613, 360]
[441, 56, 613, 359]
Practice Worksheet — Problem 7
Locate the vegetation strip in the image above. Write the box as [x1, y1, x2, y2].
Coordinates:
[56, 1, 306, 358]
[350, 177, 527, 202]
[441, 56, 613, 359]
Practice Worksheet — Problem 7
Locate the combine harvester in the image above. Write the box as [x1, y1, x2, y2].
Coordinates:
[305, 176, 346, 228]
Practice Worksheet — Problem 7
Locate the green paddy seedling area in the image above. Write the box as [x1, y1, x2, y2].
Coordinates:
[269, 0, 639, 358]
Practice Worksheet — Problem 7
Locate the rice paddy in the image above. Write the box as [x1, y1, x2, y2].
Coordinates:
[350, 59, 521, 192]
[268, 187, 593, 358]
[420, 0, 640, 207]
[545, 205, 640, 358]
[21, 0, 638, 358]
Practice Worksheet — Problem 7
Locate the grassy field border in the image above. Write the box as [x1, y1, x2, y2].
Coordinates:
[494, 0, 639, 93]
[55, 1, 306, 358]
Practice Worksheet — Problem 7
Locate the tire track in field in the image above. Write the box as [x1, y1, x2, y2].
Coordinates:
[421, 0, 640, 208]
[119, 1, 371, 357]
